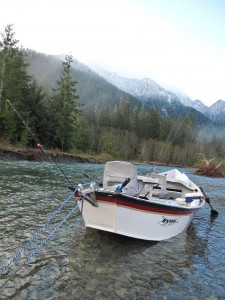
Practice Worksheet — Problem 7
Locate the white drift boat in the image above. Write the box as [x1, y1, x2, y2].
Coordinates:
[77, 161, 206, 241]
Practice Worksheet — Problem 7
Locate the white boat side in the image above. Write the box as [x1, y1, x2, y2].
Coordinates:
[78, 161, 205, 241]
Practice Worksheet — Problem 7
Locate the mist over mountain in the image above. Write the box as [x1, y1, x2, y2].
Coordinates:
[26, 50, 139, 110]
[209, 100, 225, 123]
[96, 69, 225, 125]
[96, 70, 178, 102]
[157, 84, 225, 123]
[26, 50, 224, 126]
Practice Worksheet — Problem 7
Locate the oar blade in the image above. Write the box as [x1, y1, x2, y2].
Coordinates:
[211, 209, 219, 218]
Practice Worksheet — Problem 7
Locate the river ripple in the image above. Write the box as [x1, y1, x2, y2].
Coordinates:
[0, 160, 224, 299]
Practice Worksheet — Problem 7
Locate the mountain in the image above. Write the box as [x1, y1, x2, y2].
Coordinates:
[209, 100, 225, 123]
[97, 69, 225, 124]
[97, 70, 180, 102]
[96, 70, 210, 123]
[165, 86, 194, 107]
[26, 50, 140, 109]
[185, 98, 225, 124]
[191, 100, 209, 115]
[26, 50, 212, 124]
[163, 86, 225, 124]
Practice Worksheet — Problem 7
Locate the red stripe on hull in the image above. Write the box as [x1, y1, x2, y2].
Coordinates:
[96, 193, 194, 216]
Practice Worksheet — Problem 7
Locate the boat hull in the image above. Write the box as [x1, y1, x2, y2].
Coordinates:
[80, 191, 198, 241]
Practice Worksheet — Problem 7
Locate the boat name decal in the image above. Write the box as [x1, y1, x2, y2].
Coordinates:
[158, 216, 180, 227]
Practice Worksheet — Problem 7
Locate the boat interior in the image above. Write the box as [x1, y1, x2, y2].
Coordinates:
[101, 161, 201, 205]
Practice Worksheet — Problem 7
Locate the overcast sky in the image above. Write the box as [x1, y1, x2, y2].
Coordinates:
[1, 0, 225, 106]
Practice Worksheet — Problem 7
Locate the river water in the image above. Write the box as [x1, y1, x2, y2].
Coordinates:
[0, 160, 224, 299]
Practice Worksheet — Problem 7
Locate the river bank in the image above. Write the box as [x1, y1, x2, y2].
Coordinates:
[3, 145, 222, 178]
[0, 145, 189, 168]
[1, 161, 225, 299]
[0, 146, 100, 164]
[0, 146, 182, 167]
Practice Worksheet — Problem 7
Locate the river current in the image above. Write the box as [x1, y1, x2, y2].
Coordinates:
[0, 160, 224, 299]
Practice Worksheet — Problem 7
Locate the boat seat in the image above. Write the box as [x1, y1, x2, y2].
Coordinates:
[146, 173, 167, 192]
[103, 161, 139, 196]
[138, 173, 167, 199]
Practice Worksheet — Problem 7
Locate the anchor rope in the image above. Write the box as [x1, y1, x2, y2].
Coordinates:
[6, 99, 72, 186]
[0, 192, 73, 276]
[0, 182, 90, 277]
[0, 198, 83, 290]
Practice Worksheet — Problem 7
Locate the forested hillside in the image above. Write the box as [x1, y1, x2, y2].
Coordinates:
[0, 25, 224, 167]
[26, 50, 140, 110]
[26, 50, 210, 124]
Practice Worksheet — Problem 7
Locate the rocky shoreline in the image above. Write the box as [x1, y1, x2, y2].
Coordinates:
[0, 147, 97, 163]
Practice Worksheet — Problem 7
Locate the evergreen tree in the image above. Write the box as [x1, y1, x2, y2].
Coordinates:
[50, 54, 80, 151]
[172, 114, 196, 147]
[0, 24, 19, 110]
[146, 108, 161, 140]
[0, 25, 35, 143]
[23, 79, 49, 146]
[160, 117, 172, 140]
[131, 105, 140, 134]
[115, 97, 131, 130]
[74, 117, 91, 152]
[98, 106, 111, 127]
[138, 103, 147, 138]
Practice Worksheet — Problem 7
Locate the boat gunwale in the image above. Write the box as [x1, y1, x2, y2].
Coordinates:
[94, 190, 204, 216]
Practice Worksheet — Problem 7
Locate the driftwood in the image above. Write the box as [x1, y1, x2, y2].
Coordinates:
[194, 154, 225, 178]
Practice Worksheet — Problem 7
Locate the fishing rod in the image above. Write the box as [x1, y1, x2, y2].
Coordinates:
[6, 99, 72, 186]
[156, 112, 188, 165]
[83, 173, 103, 187]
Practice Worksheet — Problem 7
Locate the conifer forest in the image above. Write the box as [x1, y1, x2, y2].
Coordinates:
[0, 25, 224, 167]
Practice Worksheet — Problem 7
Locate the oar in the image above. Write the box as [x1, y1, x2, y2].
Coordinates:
[83, 174, 103, 187]
[200, 187, 219, 217]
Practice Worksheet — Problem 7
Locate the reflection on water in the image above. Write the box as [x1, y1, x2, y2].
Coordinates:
[0, 160, 225, 299]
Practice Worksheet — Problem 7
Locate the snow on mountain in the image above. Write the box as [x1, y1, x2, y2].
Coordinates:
[165, 86, 210, 114]
[190, 99, 225, 121]
[209, 100, 225, 122]
[97, 70, 179, 102]
[97, 70, 225, 123]
[165, 86, 193, 107]
[155, 85, 225, 120]
[210, 99, 225, 114]
[191, 100, 210, 115]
